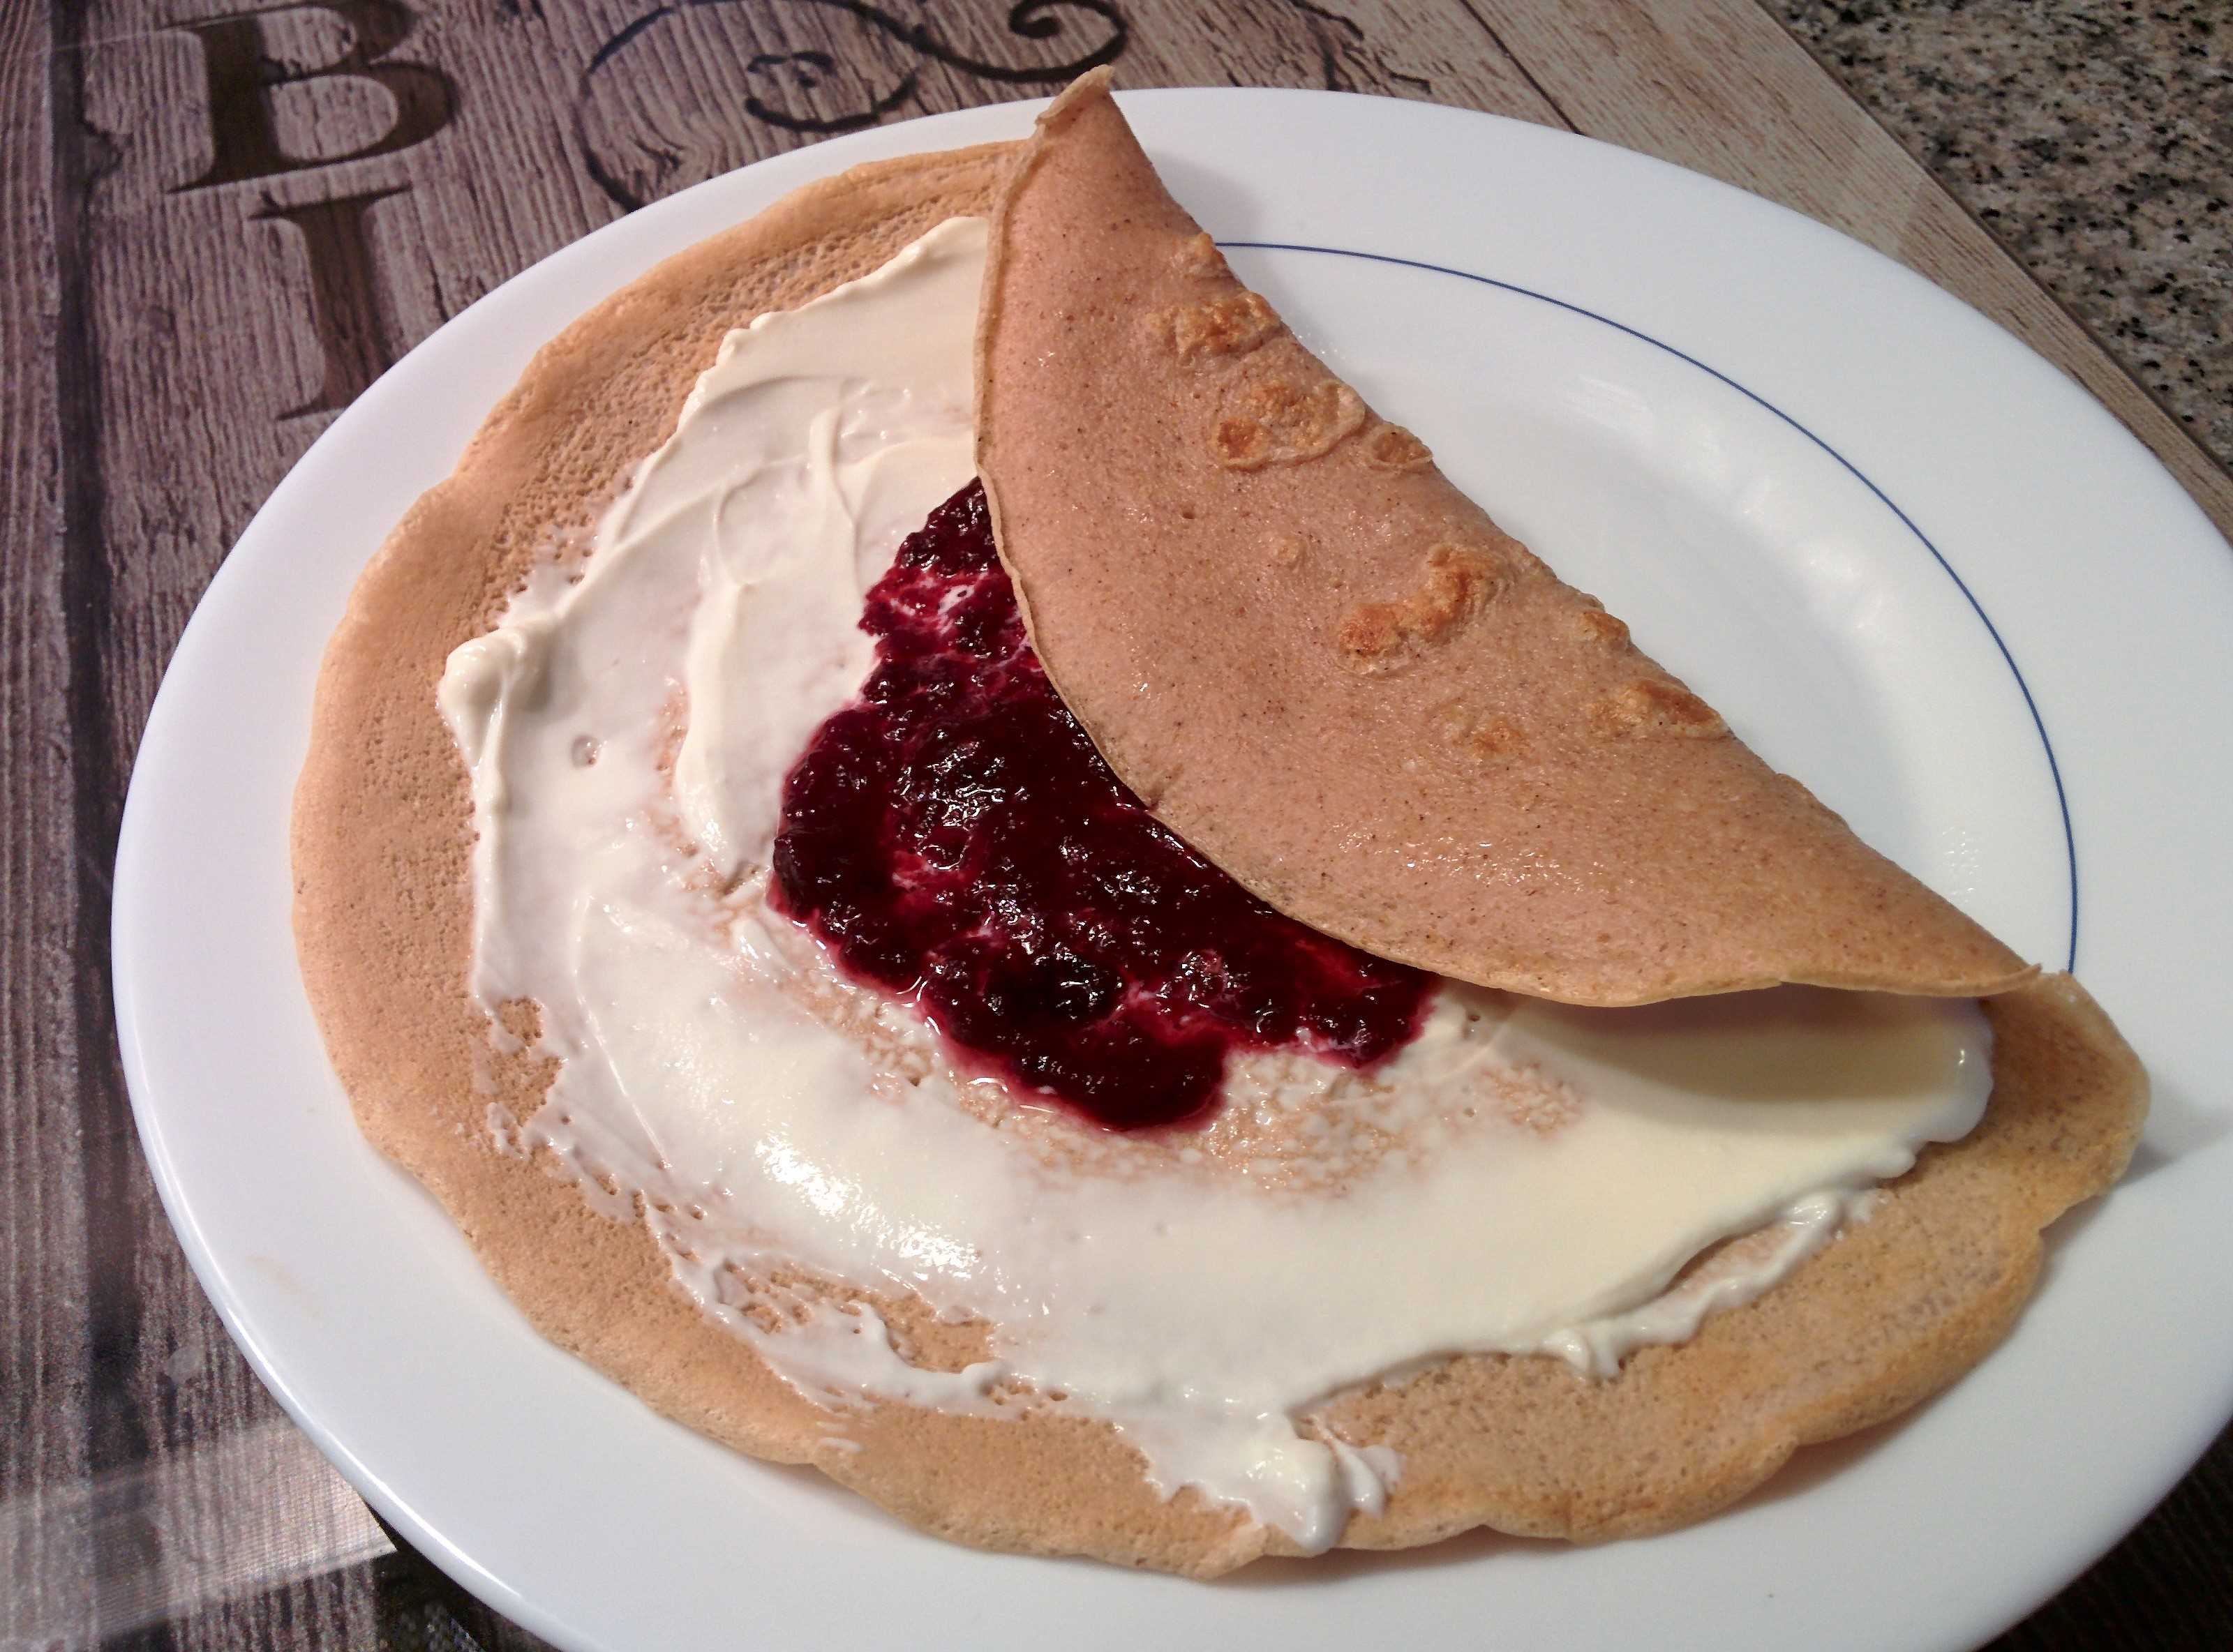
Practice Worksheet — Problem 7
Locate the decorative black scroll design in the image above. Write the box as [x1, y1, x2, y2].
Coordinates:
[577, 0, 1128, 211]
[735, 45, 920, 137]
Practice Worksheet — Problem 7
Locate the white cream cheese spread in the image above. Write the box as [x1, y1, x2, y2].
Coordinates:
[437, 217, 1994, 1551]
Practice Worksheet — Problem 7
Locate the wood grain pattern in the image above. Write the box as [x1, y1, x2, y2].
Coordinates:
[4, 1, 2226, 1646]
[2, 0, 96, 1632]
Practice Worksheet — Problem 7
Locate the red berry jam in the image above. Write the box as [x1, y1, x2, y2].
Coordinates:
[770, 481, 1430, 1130]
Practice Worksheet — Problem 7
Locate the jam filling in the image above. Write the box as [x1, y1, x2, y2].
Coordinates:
[770, 481, 1431, 1130]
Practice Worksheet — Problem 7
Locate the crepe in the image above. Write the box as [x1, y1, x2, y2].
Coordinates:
[293, 114, 2146, 1579]
[976, 72, 2033, 1008]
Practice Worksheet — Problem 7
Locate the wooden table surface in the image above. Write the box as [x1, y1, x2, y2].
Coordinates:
[6, 1, 2230, 1646]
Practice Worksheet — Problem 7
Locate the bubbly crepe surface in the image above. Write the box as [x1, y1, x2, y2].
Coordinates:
[293, 121, 2146, 1576]
[975, 74, 2032, 1007]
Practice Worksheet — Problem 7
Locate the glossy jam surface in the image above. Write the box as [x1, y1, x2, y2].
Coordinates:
[770, 482, 1431, 1129]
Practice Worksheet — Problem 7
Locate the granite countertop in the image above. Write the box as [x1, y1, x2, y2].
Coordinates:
[1780, 0, 2231, 470]
[1784, 9, 2233, 1644]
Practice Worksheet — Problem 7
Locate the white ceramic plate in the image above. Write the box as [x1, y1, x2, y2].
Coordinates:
[117, 91, 2233, 1651]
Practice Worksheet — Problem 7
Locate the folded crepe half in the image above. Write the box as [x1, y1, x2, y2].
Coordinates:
[292, 92, 2145, 1580]
[976, 72, 2033, 1008]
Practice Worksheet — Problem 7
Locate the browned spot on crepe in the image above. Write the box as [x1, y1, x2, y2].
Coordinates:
[294, 82, 2145, 1581]
[1336, 543, 1504, 674]
[1210, 358, 1369, 469]
[1574, 603, 1630, 647]
[975, 72, 2032, 1006]
[1366, 424, 1435, 472]
[1174, 229, 1227, 278]
[1589, 677, 1730, 739]
[1153, 289, 1278, 365]
[1460, 714, 1528, 764]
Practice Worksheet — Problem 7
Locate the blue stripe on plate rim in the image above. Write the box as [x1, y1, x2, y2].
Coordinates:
[1221, 239, 2081, 975]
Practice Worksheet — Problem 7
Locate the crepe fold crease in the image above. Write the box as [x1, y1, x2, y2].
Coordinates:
[973, 71, 2033, 1007]
[292, 105, 2146, 1579]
